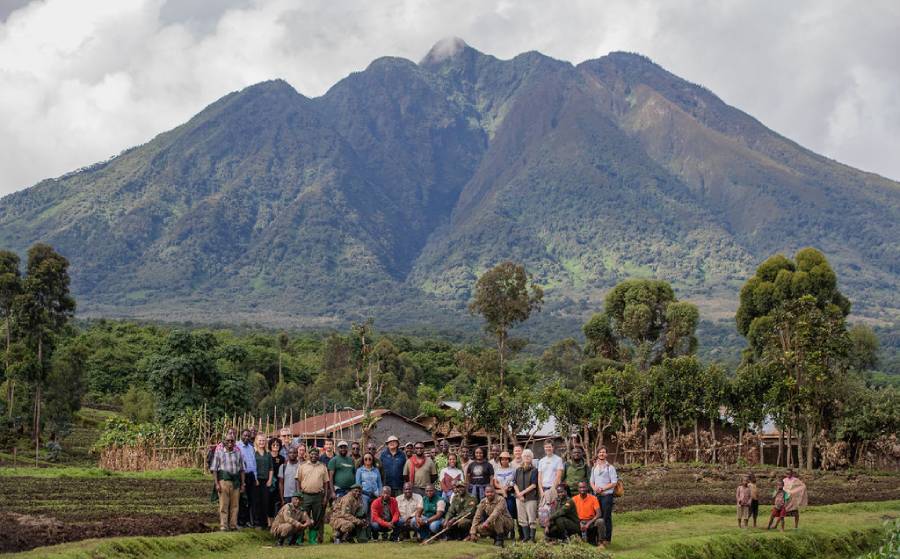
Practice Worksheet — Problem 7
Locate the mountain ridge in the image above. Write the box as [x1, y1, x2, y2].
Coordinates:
[2, 40, 898, 334]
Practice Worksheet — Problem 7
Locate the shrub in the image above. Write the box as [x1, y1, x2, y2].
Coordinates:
[495, 541, 611, 559]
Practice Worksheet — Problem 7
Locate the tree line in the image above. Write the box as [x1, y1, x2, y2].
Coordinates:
[1, 244, 897, 470]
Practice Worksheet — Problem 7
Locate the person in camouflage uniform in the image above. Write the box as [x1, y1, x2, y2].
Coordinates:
[546, 483, 580, 542]
[270, 495, 312, 546]
[331, 484, 369, 543]
[442, 480, 478, 540]
[466, 485, 516, 547]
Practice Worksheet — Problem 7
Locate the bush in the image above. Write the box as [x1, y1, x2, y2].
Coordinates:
[857, 519, 900, 559]
[121, 387, 156, 422]
[495, 541, 611, 559]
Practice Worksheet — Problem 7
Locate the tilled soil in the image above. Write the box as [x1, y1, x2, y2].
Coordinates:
[0, 477, 217, 553]
[0, 467, 898, 552]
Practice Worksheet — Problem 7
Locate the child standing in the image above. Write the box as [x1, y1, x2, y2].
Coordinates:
[735, 476, 752, 528]
[766, 479, 787, 531]
[747, 473, 759, 528]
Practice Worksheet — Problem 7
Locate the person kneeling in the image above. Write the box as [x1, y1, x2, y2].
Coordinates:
[465, 485, 516, 547]
[443, 480, 479, 540]
[331, 484, 370, 543]
[572, 481, 605, 548]
[545, 483, 580, 543]
[370, 486, 400, 541]
[271, 495, 312, 546]
[416, 483, 446, 540]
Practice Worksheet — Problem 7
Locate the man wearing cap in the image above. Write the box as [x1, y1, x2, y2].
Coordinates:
[331, 484, 369, 543]
[403, 441, 415, 459]
[271, 494, 311, 546]
[403, 441, 437, 496]
[380, 435, 407, 496]
[295, 447, 330, 543]
[211, 433, 245, 531]
[466, 485, 516, 547]
[328, 440, 357, 500]
[546, 483, 580, 542]
[443, 480, 479, 540]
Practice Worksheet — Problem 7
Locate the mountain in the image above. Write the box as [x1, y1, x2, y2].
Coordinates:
[2, 38, 898, 335]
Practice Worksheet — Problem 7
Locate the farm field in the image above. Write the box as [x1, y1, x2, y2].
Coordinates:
[6, 501, 898, 559]
[1, 463, 898, 554]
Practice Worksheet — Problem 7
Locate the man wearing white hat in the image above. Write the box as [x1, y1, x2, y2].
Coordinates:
[380, 435, 407, 495]
[329, 440, 357, 500]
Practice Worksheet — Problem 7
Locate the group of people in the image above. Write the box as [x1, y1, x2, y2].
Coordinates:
[209, 429, 619, 548]
[735, 469, 808, 531]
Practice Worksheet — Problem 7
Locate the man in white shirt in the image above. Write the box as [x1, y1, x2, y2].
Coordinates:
[537, 441, 564, 498]
[395, 481, 424, 540]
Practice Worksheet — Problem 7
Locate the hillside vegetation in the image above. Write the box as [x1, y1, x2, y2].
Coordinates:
[0, 39, 897, 334]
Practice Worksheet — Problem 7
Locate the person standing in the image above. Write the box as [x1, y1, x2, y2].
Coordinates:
[573, 481, 605, 547]
[369, 486, 400, 541]
[296, 443, 308, 465]
[380, 435, 407, 496]
[563, 447, 590, 496]
[350, 441, 363, 468]
[278, 428, 293, 460]
[270, 495, 311, 546]
[328, 440, 357, 499]
[537, 441, 564, 498]
[766, 479, 788, 531]
[438, 452, 464, 500]
[466, 447, 494, 501]
[295, 447, 330, 543]
[782, 469, 807, 529]
[736, 475, 752, 528]
[320, 439, 335, 466]
[488, 444, 502, 471]
[404, 442, 415, 459]
[434, 440, 451, 472]
[416, 483, 446, 540]
[511, 445, 524, 469]
[269, 438, 286, 515]
[404, 441, 437, 496]
[279, 447, 301, 504]
[252, 435, 273, 528]
[211, 433, 245, 531]
[237, 429, 258, 527]
[355, 452, 382, 514]
[589, 446, 618, 545]
[365, 440, 382, 471]
[514, 448, 539, 542]
[748, 473, 759, 528]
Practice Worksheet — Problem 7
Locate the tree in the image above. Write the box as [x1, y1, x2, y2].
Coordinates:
[0, 250, 21, 417]
[277, 331, 289, 385]
[648, 356, 702, 463]
[352, 320, 387, 449]
[847, 324, 879, 374]
[144, 330, 221, 421]
[469, 261, 543, 389]
[13, 244, 75, 456]
[585, 279, 699, 370]
[539, 338, 584, 388]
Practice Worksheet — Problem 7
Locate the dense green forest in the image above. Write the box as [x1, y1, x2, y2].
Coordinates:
[2, 243, 897, 471]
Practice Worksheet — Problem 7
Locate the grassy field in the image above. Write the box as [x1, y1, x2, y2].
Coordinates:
[7, 501, 897, 559]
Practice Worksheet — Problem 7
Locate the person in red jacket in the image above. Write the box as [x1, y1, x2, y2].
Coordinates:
[370, 485, 400, 541]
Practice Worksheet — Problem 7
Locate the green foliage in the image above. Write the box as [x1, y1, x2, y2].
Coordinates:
[144, 330, 222, 422]
[121, 387, 156, 423]
[857, 518, 900, 559]
[848, 324, 880, 373]
[495, 540, 610, 559]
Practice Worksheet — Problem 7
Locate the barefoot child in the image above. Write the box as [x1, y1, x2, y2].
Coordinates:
[735, 476, 752, 528]
[766, 479, 787, 531]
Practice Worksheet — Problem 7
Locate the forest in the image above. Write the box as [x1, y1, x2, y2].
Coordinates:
[0, 245, 898, 471]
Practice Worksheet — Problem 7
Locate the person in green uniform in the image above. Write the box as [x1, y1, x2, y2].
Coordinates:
[562, 447, 590, 496]
[443, 480, 479, 540]
[329, 440, 357, 499]
[295, 447, 330, 543]
[546, 483, 580, 542]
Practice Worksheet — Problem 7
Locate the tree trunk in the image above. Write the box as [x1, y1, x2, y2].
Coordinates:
[796, 429, 804, 470]
[777, 427, 784, 467]
[759, 432, 765, 466]
[786, 428, 793, 468]
[5, 315, 12, 418]
[738, 427, 744, 464]
[661, 416, 669, 464]
[278, 351, 283, 385]
[693, 419, 700, 462]
[710, 418, 717, 464]
[643, 418, 649, 465]
[805, 419, 815, 471]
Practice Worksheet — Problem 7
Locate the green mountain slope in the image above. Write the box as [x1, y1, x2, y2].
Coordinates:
[1, 39, 898, 332]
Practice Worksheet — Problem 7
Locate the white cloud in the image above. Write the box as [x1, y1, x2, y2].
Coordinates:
[1, 0, 899, 196]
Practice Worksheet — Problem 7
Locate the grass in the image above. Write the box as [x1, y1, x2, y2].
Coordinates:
[8, 500, 897, 559]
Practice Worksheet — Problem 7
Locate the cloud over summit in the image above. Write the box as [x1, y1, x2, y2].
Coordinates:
[1, 0, 898, 196]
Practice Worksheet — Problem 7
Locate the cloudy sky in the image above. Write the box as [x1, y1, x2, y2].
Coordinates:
[1, 0, 898, 196]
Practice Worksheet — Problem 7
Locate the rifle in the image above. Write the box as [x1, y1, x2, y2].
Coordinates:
[421, 511, 472, 545]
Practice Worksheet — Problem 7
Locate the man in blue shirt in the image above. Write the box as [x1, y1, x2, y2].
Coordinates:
[237, 429, 258, 527]
[380, 435, 407, 495]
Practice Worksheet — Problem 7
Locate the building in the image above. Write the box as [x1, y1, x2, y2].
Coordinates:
[287, 409, 432, 448]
